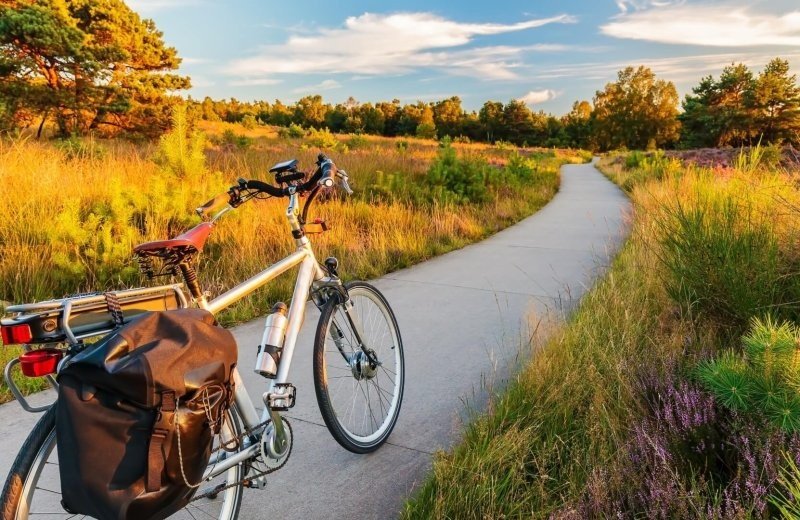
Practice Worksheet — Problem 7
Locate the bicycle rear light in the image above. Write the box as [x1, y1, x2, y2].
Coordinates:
[1, 323, 33, 345]
[18, 348, 63, 377]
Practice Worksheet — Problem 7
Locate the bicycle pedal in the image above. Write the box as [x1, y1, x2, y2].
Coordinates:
[266, 383, 296, 411]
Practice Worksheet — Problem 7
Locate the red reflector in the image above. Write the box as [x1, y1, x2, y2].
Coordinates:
[1, 324, 33, 345]
[19, 349, 63, 377]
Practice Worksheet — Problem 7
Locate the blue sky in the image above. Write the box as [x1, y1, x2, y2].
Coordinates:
[127, 0, 800, 114]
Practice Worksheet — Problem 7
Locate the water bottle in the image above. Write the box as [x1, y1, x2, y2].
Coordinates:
[255, 302, 288, 378]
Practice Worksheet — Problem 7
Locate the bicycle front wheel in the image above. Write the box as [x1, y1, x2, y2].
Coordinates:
[0, 403, 246, 520]
[313, 281, 405, 453]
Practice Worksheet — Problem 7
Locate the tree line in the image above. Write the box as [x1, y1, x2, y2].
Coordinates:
[1, 1, 799, 150]
[190, 59, 799, 151]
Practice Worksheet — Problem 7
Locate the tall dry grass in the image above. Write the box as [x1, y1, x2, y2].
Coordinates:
[0, 127, 583, 401]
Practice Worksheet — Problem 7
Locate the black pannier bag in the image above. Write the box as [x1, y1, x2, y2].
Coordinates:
[55, 308, 238, 520]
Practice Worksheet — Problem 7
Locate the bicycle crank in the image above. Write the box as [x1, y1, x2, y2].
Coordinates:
[260, 416, 293, 471]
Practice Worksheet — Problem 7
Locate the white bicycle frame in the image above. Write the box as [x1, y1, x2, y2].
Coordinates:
[196, 188, 337, 480]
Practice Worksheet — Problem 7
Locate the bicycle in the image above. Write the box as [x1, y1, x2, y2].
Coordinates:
[0, 153, 405, 520]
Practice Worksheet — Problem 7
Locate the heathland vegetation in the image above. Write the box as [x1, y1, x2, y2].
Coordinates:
[0, 105, 588, 401]
[404, 149, 800, 518]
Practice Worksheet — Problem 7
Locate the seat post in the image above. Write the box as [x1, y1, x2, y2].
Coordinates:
[178, 262, 203, 300]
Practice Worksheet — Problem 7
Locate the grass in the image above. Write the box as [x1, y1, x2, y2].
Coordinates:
[0, 120, 588, 403]
[404, 149, 800, 518]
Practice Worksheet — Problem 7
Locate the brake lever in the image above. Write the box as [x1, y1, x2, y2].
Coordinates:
[337, 170, 354, 196]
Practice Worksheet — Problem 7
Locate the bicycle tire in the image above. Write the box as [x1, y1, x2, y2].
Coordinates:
[313, 281, 405, 453]
[0, 403, 246, 520]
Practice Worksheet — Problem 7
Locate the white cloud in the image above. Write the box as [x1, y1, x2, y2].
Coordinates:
[602, 3, 800, 46]
[228, 12, 576, 81]
[519, 89, 561, 105]
[292, 79, 342, 94]
[228, 78, 283, 87]
[535, 51, 800, 83]
[614, 0, 685, 14]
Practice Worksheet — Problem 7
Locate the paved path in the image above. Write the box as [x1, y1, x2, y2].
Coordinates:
[0, 160, 630, 519]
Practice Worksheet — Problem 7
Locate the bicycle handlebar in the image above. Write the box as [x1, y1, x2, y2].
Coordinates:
[196, 154, 350, 219]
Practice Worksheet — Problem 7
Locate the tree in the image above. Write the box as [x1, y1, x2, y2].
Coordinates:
[293, 95, 328, 128]
[751, 58, 800, 144]
[0, 0, 189, 136]
[478, 101, 504, 142]
[433, 96, 463, 138]
[592, 66, 680, 150]
[502, 100, 534, 145]
[562, 100, 593, 149]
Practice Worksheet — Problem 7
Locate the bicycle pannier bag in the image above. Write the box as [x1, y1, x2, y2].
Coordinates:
[55, 308, 238, 520]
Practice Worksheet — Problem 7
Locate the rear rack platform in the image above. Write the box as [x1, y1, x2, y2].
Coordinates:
[2, 284, 188, 345]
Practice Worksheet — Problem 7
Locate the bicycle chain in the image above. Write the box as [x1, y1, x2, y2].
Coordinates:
[190, 417, 292, 502]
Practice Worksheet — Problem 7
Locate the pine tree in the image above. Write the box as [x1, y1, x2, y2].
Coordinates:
[0, 0, 189, 136]
[751, 58, 800, 144]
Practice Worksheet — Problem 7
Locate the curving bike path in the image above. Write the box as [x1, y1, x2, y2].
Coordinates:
[0, 160, 630, 519]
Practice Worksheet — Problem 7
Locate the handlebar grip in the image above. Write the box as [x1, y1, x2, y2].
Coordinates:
[195, 192, 231, 218]
[318, 159, 335, 188]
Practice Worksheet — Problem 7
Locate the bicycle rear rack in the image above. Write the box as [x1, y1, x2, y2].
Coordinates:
[2, 284, 189, 412]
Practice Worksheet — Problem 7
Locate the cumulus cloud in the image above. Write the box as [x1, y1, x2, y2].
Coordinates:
[519, 89, 561, 105]
[292, 79, 342, 94]
[602, 2, 800, 46]
[228, 12, 575, 81]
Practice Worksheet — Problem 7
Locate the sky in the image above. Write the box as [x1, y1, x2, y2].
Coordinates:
[126, 0, 800, 114]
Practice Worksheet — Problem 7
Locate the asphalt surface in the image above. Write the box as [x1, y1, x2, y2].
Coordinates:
[0, 159, 630, 519]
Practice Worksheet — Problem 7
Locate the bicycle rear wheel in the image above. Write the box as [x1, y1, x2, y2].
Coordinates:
[313, 281, 404, 453]
[0, 403, 245, 520]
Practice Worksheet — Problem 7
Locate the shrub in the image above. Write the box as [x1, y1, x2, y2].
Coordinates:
[155, 103, 207, 179]
[697, 317, 800, 431]
[426, 141, 489, 204]
[347, 133, 369, 149]
[504, 152, 535, 183]
[415, 122, 437, 140]
[220, 129, 252, 150]
[240, 114, 257, 130]
[277, 123, 305, 139]
[305, 127, 339, 150]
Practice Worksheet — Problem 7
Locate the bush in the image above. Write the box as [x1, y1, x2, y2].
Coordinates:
[305, 127, 339, 150]
[426, 141, 489, 204]
[415, 122, 437, 140]
[347, 133, 369, 149]
[240, 114, 257, 130]
[220, 129, 252, 150]
[697, 317, 800, 431]
[155, 104, 206, 179]
[278, 123, 305, 139]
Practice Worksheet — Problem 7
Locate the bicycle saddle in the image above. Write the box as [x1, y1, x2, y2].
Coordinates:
[133, 222, 214, 255]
